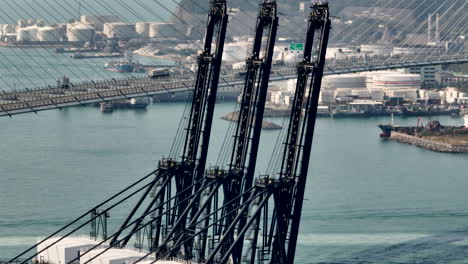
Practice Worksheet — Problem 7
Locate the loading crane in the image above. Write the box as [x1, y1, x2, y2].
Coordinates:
[108, 0, 229, 256]
[7, 2, 332, 264]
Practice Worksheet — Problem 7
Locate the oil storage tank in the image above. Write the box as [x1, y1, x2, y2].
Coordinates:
[136, 22, 150, 38]
[149, 22, 175, 39]
[322, 74, 366, 90]
[368, 71, 421, 90]
[3, 24, 15, 34]
[103, 22, 137, 39]
[67, 23, 95, 42]
[38, 26, 60, 42]
[17, 26, 38, 42]
[17, 19, 29, 28]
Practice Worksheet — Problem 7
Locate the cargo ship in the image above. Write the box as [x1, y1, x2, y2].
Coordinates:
[378, 116, 468, 153]
[401, 105, 460, 116]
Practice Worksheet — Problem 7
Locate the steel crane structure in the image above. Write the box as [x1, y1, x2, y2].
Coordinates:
[7, 2, 332, 264]
[108, 0, 229, 255]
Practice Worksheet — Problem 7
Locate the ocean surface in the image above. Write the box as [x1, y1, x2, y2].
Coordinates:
[1, 102, 468, 263]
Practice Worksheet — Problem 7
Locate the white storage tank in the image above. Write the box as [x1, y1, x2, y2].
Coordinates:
[4, 24, 16, 34]
[103, 22, 136, 39]
[323, 74, 366, 90]
[17, 26, 38, 42]
[38, 26, 60, 42]
[368, 71, 421, 90]
[18, 19, 28, 28]
[136, 22, 150, 38]
[149, 22, 175, 39]
[67, 23, 95, 42]
[36, 19, 46, 27]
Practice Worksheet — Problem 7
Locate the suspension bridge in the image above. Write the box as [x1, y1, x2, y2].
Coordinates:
[1, 0, 468, 264]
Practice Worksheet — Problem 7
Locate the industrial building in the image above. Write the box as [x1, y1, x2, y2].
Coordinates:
[36, 236, 100, 264]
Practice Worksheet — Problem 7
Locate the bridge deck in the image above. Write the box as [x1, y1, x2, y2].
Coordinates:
[1, 53, 468, 117]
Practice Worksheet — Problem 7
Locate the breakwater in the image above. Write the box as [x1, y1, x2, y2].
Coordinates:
[390, 132, 468, 153]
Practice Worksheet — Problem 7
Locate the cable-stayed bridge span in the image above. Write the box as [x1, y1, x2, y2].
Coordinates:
[1, 52, 468, 117]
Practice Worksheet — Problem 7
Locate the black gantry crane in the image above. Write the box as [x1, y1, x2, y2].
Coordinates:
[271, 3, 331, 263]
[8, 3, 332, 264]
[108, 0, 229, 255]
[202, 3, 330, 264]
[205, 1, 279, 263]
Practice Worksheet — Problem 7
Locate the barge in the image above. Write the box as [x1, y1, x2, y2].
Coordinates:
[378, 116, 468, 153]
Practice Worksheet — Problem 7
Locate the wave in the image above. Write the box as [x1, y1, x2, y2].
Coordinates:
[297, 233, 429, 246]
[0, 236, 40, 246]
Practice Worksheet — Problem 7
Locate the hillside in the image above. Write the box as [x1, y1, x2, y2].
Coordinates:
[173, 0, 466, 45]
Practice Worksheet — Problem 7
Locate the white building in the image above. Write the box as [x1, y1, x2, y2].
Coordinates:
[36, 236, 100, 264]
[80, 248, 147, 264]
[400, 65, 442, 86]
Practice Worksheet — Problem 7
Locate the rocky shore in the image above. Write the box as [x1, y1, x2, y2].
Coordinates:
[390, 132, 468, 153]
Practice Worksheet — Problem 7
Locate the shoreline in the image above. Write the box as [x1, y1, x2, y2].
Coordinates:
[389, 132, 468, 153]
